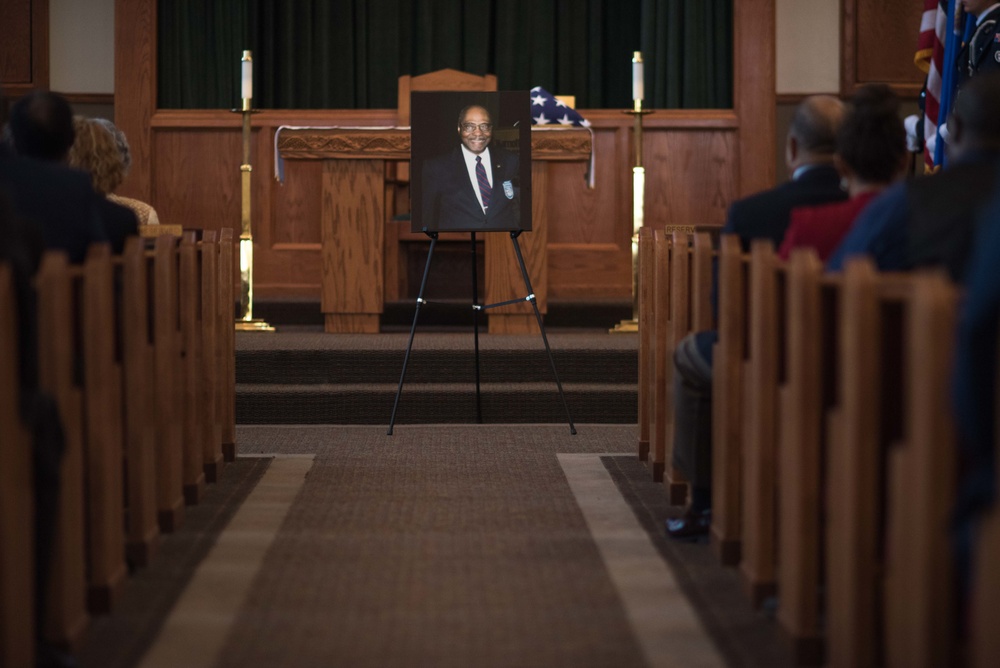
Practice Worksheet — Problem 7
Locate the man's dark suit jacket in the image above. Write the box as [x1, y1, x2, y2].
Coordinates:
[0, 150, 109, 264]
[722, 163, 847, 250]
[698, 163, 847, 363]
[420, 145, 521, 232]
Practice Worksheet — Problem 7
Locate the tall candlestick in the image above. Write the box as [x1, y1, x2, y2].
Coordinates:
[613, 52, 653, 334]
[235, 50, 272, 332]
[241, 51, 253, 111]
[632, 51, 644, 105]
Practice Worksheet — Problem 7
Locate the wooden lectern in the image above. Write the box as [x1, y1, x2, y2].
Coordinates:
[276, 126, 591, 333]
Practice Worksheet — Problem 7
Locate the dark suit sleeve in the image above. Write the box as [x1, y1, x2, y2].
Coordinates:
[826, 185, 908, 272]
[952, 191, 1000, 522]
[420, 160, 440, 232]
[98, 198, 139, 254]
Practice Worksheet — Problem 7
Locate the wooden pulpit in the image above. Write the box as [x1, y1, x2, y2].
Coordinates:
[276, 126, 592, 334]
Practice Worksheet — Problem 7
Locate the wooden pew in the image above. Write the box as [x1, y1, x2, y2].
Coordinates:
[218, 227, 237, 462]
[773, 259, 962, 666]
[151, 235, 185, 531]
[638, 226, 654, 462]
[822, 257, 882, 668]
[36, 252, 88, 647]
[705, 239, 987, 663]
[662, 230, 691, 504]
[776, 248, 826, 664]
[199, 231, 223, 482]
[119, 238, 160, 566]
[823, 260, 913, 667]
[711, 234, 746, 566]
[651, 229, 672, 482]
[740, 239, 782, 606]
[883, 271, 958, 667]
[690, 233, 714, 333]
[4, 233, 237, 661]
[179, 234, 206, 504]
[80, 244, 127, 613]
[0, 264, 35, 668]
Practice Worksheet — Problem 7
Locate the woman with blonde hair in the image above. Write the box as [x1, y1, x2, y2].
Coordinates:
[68, 116, 160, 226]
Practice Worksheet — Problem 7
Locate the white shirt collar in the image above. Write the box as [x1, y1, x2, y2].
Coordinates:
[791, 164, 824, 181]
[461, 144, 491, 167]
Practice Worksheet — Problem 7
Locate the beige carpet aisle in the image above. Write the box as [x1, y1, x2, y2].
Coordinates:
[81, 424, 789, 667]
[215, 424, 652, 667]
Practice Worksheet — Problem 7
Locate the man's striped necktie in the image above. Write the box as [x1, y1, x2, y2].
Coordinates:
[475, 156, 491, 210]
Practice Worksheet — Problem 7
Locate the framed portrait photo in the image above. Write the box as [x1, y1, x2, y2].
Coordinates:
[411, 90, 532, 234]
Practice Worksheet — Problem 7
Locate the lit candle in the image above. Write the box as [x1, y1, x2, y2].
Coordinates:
[241, 50, 253, 101]
[632, 51, 644, 102]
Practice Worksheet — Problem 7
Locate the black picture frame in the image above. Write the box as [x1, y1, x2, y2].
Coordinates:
[411, 90, 532, 234]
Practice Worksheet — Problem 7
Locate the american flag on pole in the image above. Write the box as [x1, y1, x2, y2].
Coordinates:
[916, 0, 947, 171]
[915, 0, 974, 171]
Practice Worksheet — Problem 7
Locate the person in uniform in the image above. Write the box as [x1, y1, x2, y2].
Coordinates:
[420, 105, 521, 232]
[956, 0, 1000, 88]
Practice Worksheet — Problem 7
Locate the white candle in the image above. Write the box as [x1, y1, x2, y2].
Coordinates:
[632, 51, 644, 102]
[241, 51, 253, 101]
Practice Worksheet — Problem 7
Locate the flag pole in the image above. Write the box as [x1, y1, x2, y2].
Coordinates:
[234, 50, 274, 332]
[612, 51, 652, 334]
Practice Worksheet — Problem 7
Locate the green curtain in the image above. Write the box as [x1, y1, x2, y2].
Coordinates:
[157, 0, 732, 110]
[641, 0, 732, 108]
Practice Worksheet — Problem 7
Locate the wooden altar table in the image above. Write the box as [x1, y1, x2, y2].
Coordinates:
[276, 126, 593, 334]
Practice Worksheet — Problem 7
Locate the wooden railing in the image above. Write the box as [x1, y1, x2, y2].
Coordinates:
[0, 229, 236, 665]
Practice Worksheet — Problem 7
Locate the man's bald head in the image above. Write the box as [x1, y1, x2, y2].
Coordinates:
[786, 95, 846, 170]
[949, 71, 1000, 159]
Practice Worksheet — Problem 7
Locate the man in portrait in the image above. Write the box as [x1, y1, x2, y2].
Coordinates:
[420, 104, 521, 232]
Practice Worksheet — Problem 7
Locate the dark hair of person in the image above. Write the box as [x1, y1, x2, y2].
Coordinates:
[789, 96, 842, 156]
[836, 84, 906, 183]
[457, 104, 492, 127]
[953, 70, 1000, 148]
[8, 90, 75, 161]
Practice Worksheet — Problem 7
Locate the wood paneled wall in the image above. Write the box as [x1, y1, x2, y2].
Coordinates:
[111, 0, 767, 302]
[0, 0, 48, 99]
[140, 109, 738, 300]
[843, 0, 926, 97]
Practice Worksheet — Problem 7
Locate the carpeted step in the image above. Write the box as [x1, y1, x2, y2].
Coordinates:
[237, 347, 637, 385]
[236, 382, 637, 425]
[235, 331, 639, 425]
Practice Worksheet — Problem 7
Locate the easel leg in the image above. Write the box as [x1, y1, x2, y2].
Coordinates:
[470, 232, 483, 423]
[509, 232, 577, 435]
[387, 233, 438, 435]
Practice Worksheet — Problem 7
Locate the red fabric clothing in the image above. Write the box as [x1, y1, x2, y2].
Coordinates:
[778, 191, 881, 261]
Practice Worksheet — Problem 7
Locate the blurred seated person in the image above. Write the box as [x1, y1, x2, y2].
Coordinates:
[0, 89, 108, 264]
[778, 84, 907, 262]
[951, 163, 1000, 614]
[827, 70, 1000, 281]
[664, 95, 847, 539]
[0, 183, 70, 668]
[6, 90, 137, 254]
[84, 117, 160, 226]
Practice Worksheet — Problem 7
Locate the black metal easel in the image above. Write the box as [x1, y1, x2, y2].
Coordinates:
[387, 230, 576, 435]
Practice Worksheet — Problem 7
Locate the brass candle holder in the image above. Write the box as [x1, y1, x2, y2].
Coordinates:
[234, 50, 273, 332]
[612, 52, 653, 334]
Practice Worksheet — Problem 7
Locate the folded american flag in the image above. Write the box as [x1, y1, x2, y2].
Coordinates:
[530, 86, 590, 127]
